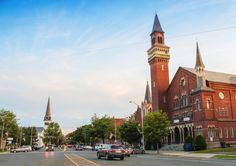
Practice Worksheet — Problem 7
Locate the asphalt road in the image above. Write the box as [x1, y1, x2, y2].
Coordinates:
[66, 150, 236, 166]
[0, 147, 73, 166]
[1, 148, 236, 166]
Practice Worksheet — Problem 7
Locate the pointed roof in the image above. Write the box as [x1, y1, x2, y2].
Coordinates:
[144, 81, 152, 104]
[151, 14, 164, 34]
[44, 97, 52, 121]
[195, 42, 205, 70]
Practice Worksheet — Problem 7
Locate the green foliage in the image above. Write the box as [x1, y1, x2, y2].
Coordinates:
[0, 109, 20, 143]
[91, 114, 114, 143]
[21, 127, 37, 145]
[43, 122, 63, 145]
[184, 136, 193, 144]
[144, 111, 170, 146]
[118, 118, 141, 145]
[69, 124, 95, 145]
[193, 135, 207, 151]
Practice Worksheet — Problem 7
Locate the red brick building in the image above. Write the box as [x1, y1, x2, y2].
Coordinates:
[147, 14, 236, 147]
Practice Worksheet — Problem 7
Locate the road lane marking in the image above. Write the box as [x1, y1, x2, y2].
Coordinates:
[64, 153, 80, 166]
[76, 155, 100, 166]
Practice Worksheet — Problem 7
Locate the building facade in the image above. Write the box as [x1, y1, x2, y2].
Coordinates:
[148, 14, 236, 147]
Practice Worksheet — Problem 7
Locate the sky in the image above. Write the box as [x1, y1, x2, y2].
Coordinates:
[0, 0, 236, 134]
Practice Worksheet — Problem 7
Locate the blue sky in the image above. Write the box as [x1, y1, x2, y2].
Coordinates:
[0, 0, 236, 134]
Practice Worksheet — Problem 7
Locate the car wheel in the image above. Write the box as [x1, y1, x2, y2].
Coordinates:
[97, 153, 101, 159]
[120, 157, 124, 160]
[105, 153, 109, 160]
[127, 154, 130, 157]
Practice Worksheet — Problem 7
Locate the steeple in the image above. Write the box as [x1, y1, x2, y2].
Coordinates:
[44, 97, 52, 121]
[195, 42, 205, 71]
[151, 14, 164, 34]
[144, 81, 152, 104]
[194, 42, 206, 87]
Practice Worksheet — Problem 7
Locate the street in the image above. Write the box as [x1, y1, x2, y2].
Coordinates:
[1, 148, 236, 166]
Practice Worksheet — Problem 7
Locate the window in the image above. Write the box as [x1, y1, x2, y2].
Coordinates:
[206, 99, 211, 109]
[230, 128, 234, 138]
[208, 128, 211, 138]
[225, 128, 229, 138]
[181, 95, 188, 107]
[196, 99, 201, 111]
[152, 37, 155, 45]
[163, 96, 166, 103]
[157, 36, 163, 44]
[219, 127, 223, 138]
[152, 81, 155, 87]
[161, 64, 164, 71]
[173, 97, 179, 109]
[180, 78, 186, 87]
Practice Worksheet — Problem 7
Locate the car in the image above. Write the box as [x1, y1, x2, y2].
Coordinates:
[97, 144, 125, 160]
[122, 147, 132, 157]
[92, 145, 99, 151]
[10, 145, 32, 153]
[131, 147, 145, 154]
[75, 145, 83, 151]
[45, 144, 54, 151]
[83, 145, 92, 150]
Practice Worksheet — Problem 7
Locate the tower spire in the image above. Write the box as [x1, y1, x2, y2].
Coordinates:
[194, 42, 206, 87]
[144, 81, 152, 104]
[151, 14, 164, 34]
[195, 42, 205, 71]
[44, 97, 52, 121]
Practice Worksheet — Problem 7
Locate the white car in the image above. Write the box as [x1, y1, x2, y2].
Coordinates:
[11, 145, 32, 153]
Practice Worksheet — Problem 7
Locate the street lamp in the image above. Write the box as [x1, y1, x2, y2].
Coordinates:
[129, 101, 145, 150]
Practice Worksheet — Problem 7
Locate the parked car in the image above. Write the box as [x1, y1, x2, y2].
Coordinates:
[122, 147, 132, 157]
[45, 144, 54, 151]
[131, 147, 145, 154]
[92, 145, 99, 151]
[10, 145, 32, 153]
[97, 144, 125, 160]
[83, 145, 92, 150]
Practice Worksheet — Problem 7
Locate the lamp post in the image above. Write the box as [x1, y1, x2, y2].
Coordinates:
[129, 101, 145, 150]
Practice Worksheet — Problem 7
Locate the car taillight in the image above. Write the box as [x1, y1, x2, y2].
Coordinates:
[121, 149, 125, 153]
[108, 149, 115, 153]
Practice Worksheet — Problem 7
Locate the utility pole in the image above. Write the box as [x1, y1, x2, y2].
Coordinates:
[30, 127, 33, 146]
[0, 116, 5, 150]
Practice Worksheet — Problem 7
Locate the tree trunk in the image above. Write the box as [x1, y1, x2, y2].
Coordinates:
[156, 142, 160, 155]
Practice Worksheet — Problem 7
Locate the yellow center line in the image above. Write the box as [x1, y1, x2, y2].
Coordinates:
[77, 155, 101, 166]
[64, 152, 80, 166]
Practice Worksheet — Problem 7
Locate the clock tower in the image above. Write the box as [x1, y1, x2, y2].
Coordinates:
[147, 14, 170, 111]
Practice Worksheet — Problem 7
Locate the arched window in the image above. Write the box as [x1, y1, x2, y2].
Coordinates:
[157, 36, 163, 44]
[196, 99, 201, 111]
[230, 128, 234, 138]
[152, 38, 155, 45]
[208, 127, 211, 138]
[206, 99, 211, 109]
[225, 128, 229, 138]
[181, 95, 188, 107]
[219, 127, 223, 138]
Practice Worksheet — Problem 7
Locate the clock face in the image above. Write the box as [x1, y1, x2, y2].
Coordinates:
[219, 92, 224, 99]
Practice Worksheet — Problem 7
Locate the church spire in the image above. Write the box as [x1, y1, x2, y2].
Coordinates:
[151, 14, 164, 34]
[44, 97, 52, 121]
[194, 42, 206, 87]
[195, 42, 205, 71]
[144, 81, 152, 104]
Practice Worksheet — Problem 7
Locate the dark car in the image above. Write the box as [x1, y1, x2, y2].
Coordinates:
[131, 147, 145, 154]
[97, 144, 125, 160]
[45, 145, 54, 151]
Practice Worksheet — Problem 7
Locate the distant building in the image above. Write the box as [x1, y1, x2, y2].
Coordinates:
[146, 14, 236, 147]
[35, 97, 52, 147]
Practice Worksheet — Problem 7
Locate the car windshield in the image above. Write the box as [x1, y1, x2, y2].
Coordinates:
[110, 145, 122, 149]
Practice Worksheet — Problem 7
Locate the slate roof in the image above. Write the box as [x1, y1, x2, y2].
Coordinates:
[183, 67, 236, 85]
[151, 14, 164, 34]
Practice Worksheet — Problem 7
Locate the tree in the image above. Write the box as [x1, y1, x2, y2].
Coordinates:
[0, 109, 20, 145]
[91, 115, 114, 143]
[21, 127, 37, 145]
[119, 118, 141, 145]
[144, 111, 170, 153]
[192, 135, 207, 151]
[70, 124, 94, 145]
[43, 122, 63, 145]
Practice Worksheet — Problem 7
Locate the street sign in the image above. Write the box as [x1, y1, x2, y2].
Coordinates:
[7, 137, 13, 141]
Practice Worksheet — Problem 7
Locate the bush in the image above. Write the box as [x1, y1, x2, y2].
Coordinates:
[184, 136, 193, 144]
[193, 135, 207, 151]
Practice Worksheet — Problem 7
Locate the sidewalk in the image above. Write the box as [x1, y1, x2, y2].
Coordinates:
[145, 150, 216, 159]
